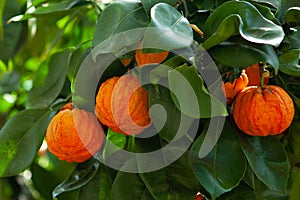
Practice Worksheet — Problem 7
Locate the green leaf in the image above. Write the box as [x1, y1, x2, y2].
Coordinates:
[252, 0, 280, 9]
[52, 158, 100, 198]
[288, 26, 300, 49]
[220, 182, 258, 200]
[68, 47, 89, 82]
[102, 128, 127, 160]
[72, 52, 127, 111]
[147, 55, 188, 84]
[209, 36, 279, 71]
[0, 71, 19, 94]
[111, 170, 154, 200]
[290, 170, 300, 200]
[189, 120, 247, 199]
[142, 3, 193, 51]
[235, 132, 290, 193]
[32, 0, 92, 15]
[148, 85, 195, 142]
[277, 0, 300, 24]
[26, 49, 71, 109]
[92, 2, 148, 50]
[31, 162, 75, 200]
[9, 0, 94, 22]
[202, 0, 284, 49]
[0, 109, 55, 177]
[141, 0, 177, 15]
[76, 163, 112, 200]
[253, 176, 289, 199]
[0, 0, 23, 63]
[136, 152, 200, 200]
[279, 49, 300, 76]
[0, 0, 6, 40]
[168, 64, 227, 118]
[285, 7, 300, 26]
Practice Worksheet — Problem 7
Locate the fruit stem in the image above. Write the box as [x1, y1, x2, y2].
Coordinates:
[260, 63, 265, 87]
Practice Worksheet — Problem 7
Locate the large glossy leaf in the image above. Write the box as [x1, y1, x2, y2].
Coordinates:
[111, 170, 154, 200]
[0, 0, 23, 63]
[0, 109, 55, 177]
[52, 158, 100, 198]
[252, 0, 280, 8]
[253, 176, 289, 199]
[279, 49, 300, 76]
[209, 36, 279, 71]
[92, 2, 148, 50]
[31, 161, 75, 200]
[235, 131, 290, 193]
[141, 0, 177, 14]
[202, 0, 284, 49]
[277, 0, 300, 24]
[136, 151, 200, 199]
[142, 3, 193, 52]
[147, 84, 195, 143]
[285, 7, 300, 26]
[189, 121, 247, 199]
[168, 64, 227, 118]
[26, 49, 71, 109]
[75, 163, 112, 200]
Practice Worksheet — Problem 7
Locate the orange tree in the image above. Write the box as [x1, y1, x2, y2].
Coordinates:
[0, 0, 300, 199]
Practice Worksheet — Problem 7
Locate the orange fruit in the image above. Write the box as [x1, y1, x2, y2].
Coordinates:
[95, 74, 151, 135]
[46, 107, 104, 162]
[233, 85, 294, 136]
[224, 70, 249, 104]
[135, 42, 169, 67]
[245, 64, 269, 86]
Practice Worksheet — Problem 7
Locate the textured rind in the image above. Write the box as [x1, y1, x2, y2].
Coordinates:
[95, 75, 151, 135]
[45, 108, 104, 163]
[233, 85, 294, 136]
[245, 64, 269, 86]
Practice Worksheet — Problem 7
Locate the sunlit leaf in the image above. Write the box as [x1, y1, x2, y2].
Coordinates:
[27, 49, 71, 109]
[0, 109, 55, 177]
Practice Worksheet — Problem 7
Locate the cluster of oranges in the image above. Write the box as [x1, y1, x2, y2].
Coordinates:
[44, 45, 168, 163]
[224, 64, 294, 137]
[45, 48, 295, 163]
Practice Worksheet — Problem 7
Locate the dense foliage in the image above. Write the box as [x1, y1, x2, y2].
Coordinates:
[0, 0, 300, 199]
